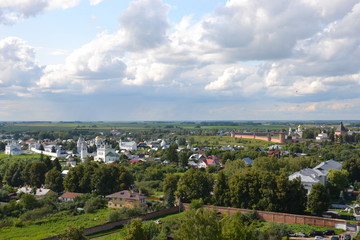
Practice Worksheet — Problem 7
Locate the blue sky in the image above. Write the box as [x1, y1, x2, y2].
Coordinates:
[1, 0, 360, 121]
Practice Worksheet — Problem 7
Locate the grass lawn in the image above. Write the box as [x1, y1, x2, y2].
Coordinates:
[0, 209, 112, 240]
[0, 153, 42, 162]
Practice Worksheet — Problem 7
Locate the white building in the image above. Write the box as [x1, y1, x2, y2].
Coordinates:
[289, 160, 342, 194]
[77, 136, 88, 162]
[94, 144, 119, 163]
[316, 131, 328, 141]
[5, 141, 22, 155]
[119, 140, 137, 151]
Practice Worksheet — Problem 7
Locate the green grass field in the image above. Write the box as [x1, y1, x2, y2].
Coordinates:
[0, 153, 42, 162]
[0, 209, 112, 240]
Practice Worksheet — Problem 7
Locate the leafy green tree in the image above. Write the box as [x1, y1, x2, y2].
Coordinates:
[228, 169, 263, 209]
[125, 218, 146, 240]
[4, 163, 24, 187]
[176, 169, 213, 203]
[213, 171, 230, 206]
[327, 169, 349, 198]
[161, 143, 179, 163]
[342, 157, 360, 183]
[58, 225, 86, 240]
[174, 209, 221, 240]
[41, 156, 53, 172]
[63, 165, 84, 192]
[179, 152, 189, 167]
[163, 174, 179, 207]
[29, 162, 47, 188]
[39, 144, 45, 151]
[19, 193, 39, 210]
[308, 183, 330, 215]
[52, 158, 62, 171]
[45, 168, 64, 193]
[221, 212, 258, 240]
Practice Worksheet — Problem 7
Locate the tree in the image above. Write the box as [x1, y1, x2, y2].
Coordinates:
[52, 158, 62, 171]
[342, 158, 360, 183]
[63, 166, 84, 192]
[213, 171, 230, 206]
[29, 162, 47, 188]
[39, 144, 45, 151]
[4, 163, 24, 187]
[19, 193, 39, 210]
[42, 156, 53, 172]
[179, 152, 189, 167]
[163, 174, 179, 207]
[176, 169, 213, 203]
[125, 218, 146, 240]
[174, 209, 221, 240]
[162, 143, 179, 163]
[308, 183, 330, 215]
[58, 225, 86, 240]
[327, 169, 349, 198]
[45, 168, 64, 193]
[221, 212, 258, 240]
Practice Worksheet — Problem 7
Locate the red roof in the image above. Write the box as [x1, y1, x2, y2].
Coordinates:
[59, 192, 82, 199]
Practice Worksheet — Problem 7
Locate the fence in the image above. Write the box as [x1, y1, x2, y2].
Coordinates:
[182, 204, 347, 229]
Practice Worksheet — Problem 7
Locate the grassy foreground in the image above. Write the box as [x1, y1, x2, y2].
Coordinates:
[0, 209, 112, 240]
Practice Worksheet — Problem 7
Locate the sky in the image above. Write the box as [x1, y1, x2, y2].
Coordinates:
[0, 0, 360, 121]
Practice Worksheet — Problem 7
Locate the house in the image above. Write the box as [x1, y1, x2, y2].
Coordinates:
[242, 157, 253, 165]
[59, 192, 82, 202]
[17, 187, 55, 198]
[316, 131, 328, 142]
[289, 160, 342, 194]
[5, 141, 22, 155]
[106, 190, 146, 209]
[119, 140, 138, 151]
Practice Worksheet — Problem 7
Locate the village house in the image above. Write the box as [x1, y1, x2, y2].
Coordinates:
[17, 187, 55, 198]
[106, 190, 146, 209]
[59, 192, 82, 202]
[289, 160, 342, 194]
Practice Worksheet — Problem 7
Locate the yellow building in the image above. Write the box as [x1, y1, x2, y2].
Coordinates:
[106, 190, 146, 209]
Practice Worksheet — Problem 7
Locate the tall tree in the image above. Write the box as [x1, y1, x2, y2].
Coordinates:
[45, 168, 64, 193]
[52, 158, 62, 172]
[163, 174, 179, 207]
[342, 157, 360, 183]
[29, 162, 47, 188]
[4, 163, 24, 187]
[176, 169, 213, 203]
[174, 209, 221, 240]
[308, 183, 330, 215]
[221, 212, 258, 240]
[213, 171, 230, 206]
[327, 169, 349, 198]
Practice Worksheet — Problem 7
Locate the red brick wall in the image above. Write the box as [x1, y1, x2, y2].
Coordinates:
[182, 204, 346, 228]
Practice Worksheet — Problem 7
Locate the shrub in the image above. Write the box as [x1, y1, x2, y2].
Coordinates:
[189, 199, 204, 210]
[20, 206, 54, 221]
[108, 210, 125, 222]
[84, 196, 106, 213]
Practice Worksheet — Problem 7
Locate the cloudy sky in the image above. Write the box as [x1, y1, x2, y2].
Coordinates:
[0, 0, 360, 121]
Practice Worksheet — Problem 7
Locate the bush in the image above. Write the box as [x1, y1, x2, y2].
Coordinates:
[13, 219, 24, 227]
[189, 199, 204, 210]
[119, 207, 146, 218]
[108, 210, 125, 222]
[20, 206, 54, 221]
[84, 196, 106, 213]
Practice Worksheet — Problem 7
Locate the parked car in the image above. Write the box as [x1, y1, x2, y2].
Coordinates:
[314, 236, 325, 240]
[295, 232, 307, 237]
[344, 234, 352, 240]
[324, 229, 336, 235]
[309, 231, 324, 237]
[330, 236, 339, 240]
